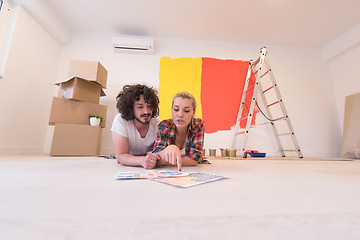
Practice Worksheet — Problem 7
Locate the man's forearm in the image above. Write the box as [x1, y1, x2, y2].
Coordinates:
[116, 153, 144, 167]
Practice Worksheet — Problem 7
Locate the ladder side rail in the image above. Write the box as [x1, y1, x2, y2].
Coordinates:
[264, 60, 290, 119]
[264, 59, 303, 158]
[257, 58, 286, 156]
[257, 81, 286, 157]
[231, 62, 253, 148]
[251, 57, 261, 68]
[283, 117, 303, 158]
[234, 62, 253, 127]
[240, 63, 263, 153]
[240, 81, 260, 153]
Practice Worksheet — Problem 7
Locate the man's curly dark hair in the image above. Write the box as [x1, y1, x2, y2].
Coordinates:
[116, 84, 159, 120]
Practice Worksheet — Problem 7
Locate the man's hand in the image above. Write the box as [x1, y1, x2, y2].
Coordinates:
[141, 152, 160, 169]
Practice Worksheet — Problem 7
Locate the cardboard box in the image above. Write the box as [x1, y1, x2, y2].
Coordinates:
[49, 97, 107, 128]
[50, 123, 102, 156]
[56, 77, 106, 104]
[67, 60, 108, 88]
[341, 92, 360, 158]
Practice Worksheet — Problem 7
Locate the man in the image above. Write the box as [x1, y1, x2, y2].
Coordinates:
[111, 84, 161, 169]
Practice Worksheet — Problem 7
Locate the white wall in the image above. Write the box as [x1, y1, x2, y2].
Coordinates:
[329, 44, 360, 131]
[0, 6, 61, 154]
[44, 32, 340, 157]
[0, 0, 16, 79]
[322, 24, 360, 134]
[0, 4, 349, 158]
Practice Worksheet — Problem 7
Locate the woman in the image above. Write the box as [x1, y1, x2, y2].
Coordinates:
[153, 91, 205, 170]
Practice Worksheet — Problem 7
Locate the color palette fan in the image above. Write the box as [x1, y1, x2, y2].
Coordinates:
[151, 172, 226, 188]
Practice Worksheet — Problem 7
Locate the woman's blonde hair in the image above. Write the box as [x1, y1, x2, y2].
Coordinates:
[172, 91, 197, 112]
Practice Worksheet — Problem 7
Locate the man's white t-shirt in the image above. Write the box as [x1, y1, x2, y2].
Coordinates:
[111, 114, 161, 156]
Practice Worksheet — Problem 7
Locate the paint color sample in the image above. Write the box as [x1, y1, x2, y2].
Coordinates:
[159, 57, 203, 120]
[116, 170, 188, 180]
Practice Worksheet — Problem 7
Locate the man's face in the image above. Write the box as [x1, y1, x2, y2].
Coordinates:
[133, 95, 153, 125]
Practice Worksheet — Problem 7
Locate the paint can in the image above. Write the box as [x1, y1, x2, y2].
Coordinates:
[220, 149, 227, 158]
[209, 149, 216, 156]
[228, 149, 237, 157]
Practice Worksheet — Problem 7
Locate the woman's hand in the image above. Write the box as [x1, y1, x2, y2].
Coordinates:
[164, 145, 182, 171]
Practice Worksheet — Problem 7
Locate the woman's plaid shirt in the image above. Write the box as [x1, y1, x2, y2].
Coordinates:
[153, 118, 205, 162]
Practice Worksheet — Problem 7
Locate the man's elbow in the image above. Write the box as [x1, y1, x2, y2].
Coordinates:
[116, 154, 128, 165]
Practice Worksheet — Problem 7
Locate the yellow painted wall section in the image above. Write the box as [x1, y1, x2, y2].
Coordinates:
[158, 57, 202, 120]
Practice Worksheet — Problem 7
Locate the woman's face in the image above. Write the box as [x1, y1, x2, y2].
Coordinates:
[172, 97, 195, 129]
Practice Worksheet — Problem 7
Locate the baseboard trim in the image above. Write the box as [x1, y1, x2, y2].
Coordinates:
[0, 146, 45, 155]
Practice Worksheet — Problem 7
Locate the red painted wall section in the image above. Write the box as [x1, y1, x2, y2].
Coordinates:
[201, 58, 257, 133]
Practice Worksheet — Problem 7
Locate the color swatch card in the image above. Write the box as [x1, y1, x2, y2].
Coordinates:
[116, 170, 188, 180]
[151, 172, 226, 188]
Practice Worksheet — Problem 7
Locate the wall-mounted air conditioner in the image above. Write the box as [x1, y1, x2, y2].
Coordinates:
[112, 35, 154, 54]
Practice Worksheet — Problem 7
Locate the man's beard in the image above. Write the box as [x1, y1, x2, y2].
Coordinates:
[134, 114, 151, 125]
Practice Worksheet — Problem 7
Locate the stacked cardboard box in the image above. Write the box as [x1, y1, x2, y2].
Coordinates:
[49, 60, 108, 156]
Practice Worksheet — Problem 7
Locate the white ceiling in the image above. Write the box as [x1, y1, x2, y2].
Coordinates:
[43, 0, 360, 47]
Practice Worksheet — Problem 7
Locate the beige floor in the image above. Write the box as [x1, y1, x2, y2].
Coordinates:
[1, 154, 360, 240]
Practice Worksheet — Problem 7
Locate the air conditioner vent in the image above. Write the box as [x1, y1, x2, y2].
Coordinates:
[112, 35, 154, 54]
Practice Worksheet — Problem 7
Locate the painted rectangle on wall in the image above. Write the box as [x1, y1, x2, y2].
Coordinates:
[159, 57, 202, 120]
[159, 56, 257, 134]
[201, 58, 253, 133]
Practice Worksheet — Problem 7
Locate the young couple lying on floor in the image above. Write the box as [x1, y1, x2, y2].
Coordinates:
[111, 84, 204, 171]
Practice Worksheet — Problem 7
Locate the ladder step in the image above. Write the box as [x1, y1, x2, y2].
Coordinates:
[236, 131, 246, 135]
[267, 101, 280, 107]
[260, 70, 269, 78]
[262, 86, 274, 93]
[240, 116, 249, 121]
[276, 133, 293, 137]
[243, 99, 253, 105]
[244, 85, 255, 93]
[251, 57, 260, 67]
[272, 116, 286, 121]
[282, 149, 300, 152]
